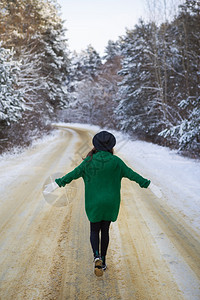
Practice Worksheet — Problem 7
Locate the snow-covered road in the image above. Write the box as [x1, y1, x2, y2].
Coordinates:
[0, 124, 199, 299]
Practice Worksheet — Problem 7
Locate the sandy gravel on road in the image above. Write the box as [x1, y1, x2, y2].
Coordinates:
[0, 126, 199, 300]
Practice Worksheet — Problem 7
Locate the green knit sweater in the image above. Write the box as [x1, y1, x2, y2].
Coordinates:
[55, 151, 150, 222]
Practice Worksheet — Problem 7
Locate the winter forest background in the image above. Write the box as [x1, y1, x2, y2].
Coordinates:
[0, 0, 199, 157]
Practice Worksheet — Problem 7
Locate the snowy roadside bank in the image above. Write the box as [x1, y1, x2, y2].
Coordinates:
[113, 131, 200, 234]
[0, 130, 68, 195]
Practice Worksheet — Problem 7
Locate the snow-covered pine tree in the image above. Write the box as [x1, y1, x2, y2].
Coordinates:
[64, 42, 121, 127]
[68, 46, 101, 87]
[0, 0, 70, 112]
[103, 40, 121, 62]
[38, 23, 70, 110]
[0, 46, 25, 126]
[78, 45, 102, 80]
[65, 46, 102, 123]
[0, 0, 71, 152]
[159, 96, 200, 154]
[116, 21, 166, 139]
[159, 0, 200, 155]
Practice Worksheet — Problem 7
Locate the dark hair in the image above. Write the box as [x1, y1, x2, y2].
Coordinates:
[86, 147, 98, 159]
[83, 147, 114, 161]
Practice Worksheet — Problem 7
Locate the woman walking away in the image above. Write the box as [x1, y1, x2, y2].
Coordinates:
[55, 131, 150, 277]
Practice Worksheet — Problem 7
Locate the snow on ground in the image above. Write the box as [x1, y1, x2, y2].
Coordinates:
[1, 122, 200, 234]
[113, 130, 200, 234]
[0, 130, 72, 197]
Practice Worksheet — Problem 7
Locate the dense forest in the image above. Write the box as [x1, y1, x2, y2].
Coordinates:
[0, 0, 199, 157]
[0, 0, 70, 150]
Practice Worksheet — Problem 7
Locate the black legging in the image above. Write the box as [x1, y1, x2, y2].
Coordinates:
[90, 220, 111, 259]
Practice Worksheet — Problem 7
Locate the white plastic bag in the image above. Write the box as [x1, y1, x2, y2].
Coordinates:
[43, 181, 58, 194]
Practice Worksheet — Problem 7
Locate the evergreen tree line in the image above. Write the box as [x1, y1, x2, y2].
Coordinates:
[0, 0, 70, 152]
[63, 43, 121, 129]
[67, 0, 199, 157]
[116, 0, 200, 156]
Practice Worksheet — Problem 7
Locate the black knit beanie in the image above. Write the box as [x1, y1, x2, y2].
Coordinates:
[92, 131, 116, 151]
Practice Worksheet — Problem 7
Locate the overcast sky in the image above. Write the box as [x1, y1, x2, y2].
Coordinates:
[57, 0, 147, 55]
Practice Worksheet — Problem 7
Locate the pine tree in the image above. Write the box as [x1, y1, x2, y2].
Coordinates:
[79, 45, 102, 79]
[37, 21, 70, 110]
[103, 40, 121, 62]
[159, 0, 200, 154]
[0, 46, 25, 126]
[159, 96, 200, 153]
[116, 21, 165, 139]
[66, 45, 122, 127]
[0, 0, 71, 152]
[0, 0, 70, 111]
[67, 46, 102, 119]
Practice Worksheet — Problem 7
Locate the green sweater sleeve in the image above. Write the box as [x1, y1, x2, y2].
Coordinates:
[55, 159, 87, 187]
[120, 159, 150, 188]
